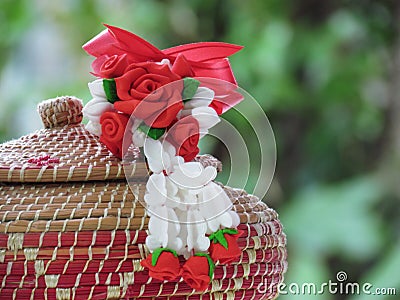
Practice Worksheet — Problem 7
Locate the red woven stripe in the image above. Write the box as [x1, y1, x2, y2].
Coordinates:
[2, 245, 143, 261]
[1, 233, 286, 264]
[0, 221, 283, 249]
[0, 230, 147, 248]
[0, 259, 140, 275]
[125, 288, 279, 300]
[0, 274, 281, 299]
[0, 235, 6, 247]
[0, 260, 286, 288]
[0, 256, 286, 278]
[2, 245, 286, 265]
[126, 274, 283, 298]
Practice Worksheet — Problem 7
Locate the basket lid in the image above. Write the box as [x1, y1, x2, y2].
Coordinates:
[0, 96, 222, 184]
[0, 96, 146, 183]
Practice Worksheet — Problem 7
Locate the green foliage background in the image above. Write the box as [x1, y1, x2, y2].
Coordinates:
[0, 1, 399, 299]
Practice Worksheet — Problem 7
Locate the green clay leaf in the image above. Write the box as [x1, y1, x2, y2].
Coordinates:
[103, 78, 119, 104]
[194, 253, 215, 279]
[151, 247, 178, 266]
[151, 248, 164, 266]
[138, 123, 166, 140]
[222, 228, 238, 235]
[182, 77, 200, 102]
[216, 231, 229, 249]
[209, 228, 239, 249]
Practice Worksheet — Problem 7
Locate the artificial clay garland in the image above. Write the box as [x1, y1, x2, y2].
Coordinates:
[82, 24, 244, 291]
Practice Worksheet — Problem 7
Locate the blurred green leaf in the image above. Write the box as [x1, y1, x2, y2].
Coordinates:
[281, 176, 386, 260]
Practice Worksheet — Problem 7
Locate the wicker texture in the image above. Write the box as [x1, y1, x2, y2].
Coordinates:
[0, 182, 287, 299]
[37, 96, 83, 129]
[0, 127, 221, 184]
[0, 97, 287, 299]
[0, 124, 143, 183]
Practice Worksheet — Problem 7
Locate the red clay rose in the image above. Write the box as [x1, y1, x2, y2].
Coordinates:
[182, 255, 212, 291]
[134, 84, 184, 128]
[209, 230, 243, 264]
[99, 111, 130, 159]
[140, 251, 181, 281]
[114, 62, 183, 128]
[92, 54, 130, 78]
[165, 116, 200, 162]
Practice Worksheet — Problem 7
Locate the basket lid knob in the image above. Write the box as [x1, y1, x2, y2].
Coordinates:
[37, 96, 83, 129]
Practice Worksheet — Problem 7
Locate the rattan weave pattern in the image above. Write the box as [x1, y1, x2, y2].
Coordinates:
[0, 123, 223, 184]
[37, 96, 83, 129]
[0, 179, 287, 299]
[0, 97, 287, 299]
[0, 182, 277, 234]
[0, 124, 133, 183]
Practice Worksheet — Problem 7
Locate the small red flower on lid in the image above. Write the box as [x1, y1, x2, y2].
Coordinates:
[182, 253, 214, 291]
[208, 229, 243, 264]
[140, 248, 181, 281]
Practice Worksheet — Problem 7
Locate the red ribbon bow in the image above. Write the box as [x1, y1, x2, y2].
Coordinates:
[83, 24, 244, 114]
[83, 24, 242, 84]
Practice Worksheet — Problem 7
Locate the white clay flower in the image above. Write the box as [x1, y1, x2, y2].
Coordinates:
[169, 161, 217, 190]
[146, 205, 182, 252]
[85, 120, 102, 136]
[131, 118, 146, 147]
[82, 79, 114, 136]
[143, 139, 183, 174]
[179, 87, 220, 138]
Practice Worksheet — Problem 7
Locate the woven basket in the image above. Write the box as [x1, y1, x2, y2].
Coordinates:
[0, 96, 287, 299]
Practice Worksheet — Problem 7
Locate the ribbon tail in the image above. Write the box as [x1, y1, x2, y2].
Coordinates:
[163, 42, 243, 62]
[197, 76, 245, 115]
[192, 59, 237, 85]
[105, 24, 165, 61]
[83, 29, 125, 57]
